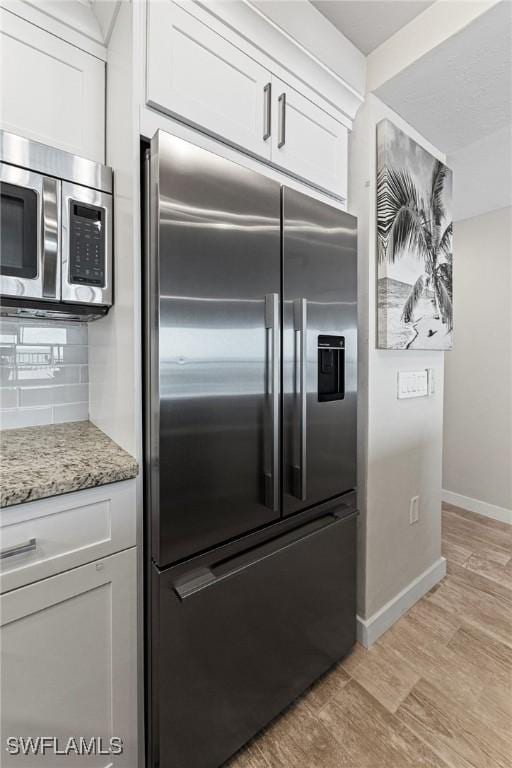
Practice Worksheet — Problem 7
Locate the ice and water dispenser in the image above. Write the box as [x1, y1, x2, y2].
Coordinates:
[317, 336, 345, 401]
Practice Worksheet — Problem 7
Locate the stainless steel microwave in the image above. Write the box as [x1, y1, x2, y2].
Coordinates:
[0, 131, 113, 321]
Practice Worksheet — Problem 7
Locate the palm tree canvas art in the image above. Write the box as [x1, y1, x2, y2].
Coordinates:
[377, 120, 453, 350]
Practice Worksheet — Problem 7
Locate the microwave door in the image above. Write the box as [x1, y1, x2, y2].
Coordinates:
[0, 164, 60, 302]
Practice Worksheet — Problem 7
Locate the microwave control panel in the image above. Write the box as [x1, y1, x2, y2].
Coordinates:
[69, 202, 106, 287]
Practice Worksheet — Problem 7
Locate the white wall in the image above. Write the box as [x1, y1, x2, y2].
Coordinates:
[448, 126, 512, 222]
[443, 207, 512, 518]
[88, 0, 139, 458]
[349, 94, 445, 639]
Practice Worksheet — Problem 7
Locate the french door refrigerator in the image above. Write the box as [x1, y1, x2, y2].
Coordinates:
[145, 130, 357, 768]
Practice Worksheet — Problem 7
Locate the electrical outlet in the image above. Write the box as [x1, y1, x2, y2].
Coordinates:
[409, 496, 420, 524]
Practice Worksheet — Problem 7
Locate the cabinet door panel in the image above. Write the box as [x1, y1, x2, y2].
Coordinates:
[147, 1, 271, 160]
[271, 76, 347, 199]
[0, 9, 105, 162]
[0, 548, 137, 767]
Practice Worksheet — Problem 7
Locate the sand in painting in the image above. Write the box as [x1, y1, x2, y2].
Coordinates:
[378, 277, 450, 350]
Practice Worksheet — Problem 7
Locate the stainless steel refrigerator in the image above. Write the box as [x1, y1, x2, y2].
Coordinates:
[144, 130, 358, 768]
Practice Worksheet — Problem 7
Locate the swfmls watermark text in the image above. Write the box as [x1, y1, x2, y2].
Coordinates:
[5, 736, 123, 757]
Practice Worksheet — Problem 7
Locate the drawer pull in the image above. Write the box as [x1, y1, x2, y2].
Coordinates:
[0, 538, 37, 560]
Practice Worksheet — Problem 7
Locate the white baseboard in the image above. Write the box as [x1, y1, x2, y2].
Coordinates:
[442, 489, 512, 526]
[356, 557, 447, 648]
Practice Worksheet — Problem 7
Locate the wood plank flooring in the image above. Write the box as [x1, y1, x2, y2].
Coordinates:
[227, 504, 512, 767]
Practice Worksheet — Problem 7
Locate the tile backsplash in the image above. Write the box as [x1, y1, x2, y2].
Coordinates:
[0, 319, 89, 429]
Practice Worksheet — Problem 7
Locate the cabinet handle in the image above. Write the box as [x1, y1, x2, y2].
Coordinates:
[278, 92, 286, 148]
[0, 538, 37, 560]
[263, 82, 271, 140]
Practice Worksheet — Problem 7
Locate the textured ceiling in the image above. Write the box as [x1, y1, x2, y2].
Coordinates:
[375, 1, 512, 155]
[311, 1, 434, 54]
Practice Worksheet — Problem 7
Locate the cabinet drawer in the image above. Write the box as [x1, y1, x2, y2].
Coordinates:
[0, 480, 136, 593]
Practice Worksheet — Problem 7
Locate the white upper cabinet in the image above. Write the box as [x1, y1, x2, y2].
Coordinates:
[145, 1, 351, 199]
[147, 1, 272, 161]
[270, 76, 348, 200]
[0, 9, 105, 162]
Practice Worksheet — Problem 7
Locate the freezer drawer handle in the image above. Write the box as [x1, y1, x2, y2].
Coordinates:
[0, 538, 37, 560]
[173, 511, 357, 600]
[293, 298, 307, 500]
[263, 82, 272, 141]
[265, 293, 279, 512]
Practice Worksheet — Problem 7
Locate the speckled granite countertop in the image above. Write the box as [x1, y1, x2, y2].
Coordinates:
[0, 421, 139, 508]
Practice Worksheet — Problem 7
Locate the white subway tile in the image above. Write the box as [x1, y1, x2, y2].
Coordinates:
[0, 367, 14, 386]
[52, 402, 89, 423]
[19, 384, 89, 407]
[18, 387, 54, 407]
[56, 384, 88, 404]
[49, 366, 82, 385]
[61, 346, 89, 364]
[0, 388, 18, 409]
[20, 325, 67, 345]
[7, 365, 81, 387]
[63, 325, 89, 345]
[0, 407, 54, 429]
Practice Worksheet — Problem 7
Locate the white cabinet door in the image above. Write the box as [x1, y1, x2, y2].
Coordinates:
[1, 548, 137, 767]
[0, 9, 105, 162]
[146, 1, 271, 160]
[270, 76, 348, 199]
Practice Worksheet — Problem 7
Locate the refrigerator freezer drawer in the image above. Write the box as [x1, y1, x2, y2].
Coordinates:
[151, 509, 357, 768]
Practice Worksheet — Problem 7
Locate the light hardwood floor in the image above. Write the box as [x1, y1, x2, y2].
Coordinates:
[227, 504, 512, 767]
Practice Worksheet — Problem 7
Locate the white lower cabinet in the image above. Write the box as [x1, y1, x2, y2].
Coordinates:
[270, 76, 348, 199]
[0, 547, 137, 767]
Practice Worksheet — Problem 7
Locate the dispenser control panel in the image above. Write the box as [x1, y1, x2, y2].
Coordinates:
[318, 336, 345, 401]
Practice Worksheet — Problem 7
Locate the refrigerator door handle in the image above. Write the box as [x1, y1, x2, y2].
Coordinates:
[265, 293, 279, 512]
[293, 298, 307, 500]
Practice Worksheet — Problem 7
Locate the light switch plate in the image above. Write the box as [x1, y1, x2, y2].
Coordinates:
[397, 370, 429, 399]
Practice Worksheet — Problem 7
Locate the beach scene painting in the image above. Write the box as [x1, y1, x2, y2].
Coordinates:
[377, 119, 453, 350]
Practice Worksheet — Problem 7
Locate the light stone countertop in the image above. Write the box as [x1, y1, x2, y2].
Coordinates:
[0, 421, 139, 508]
